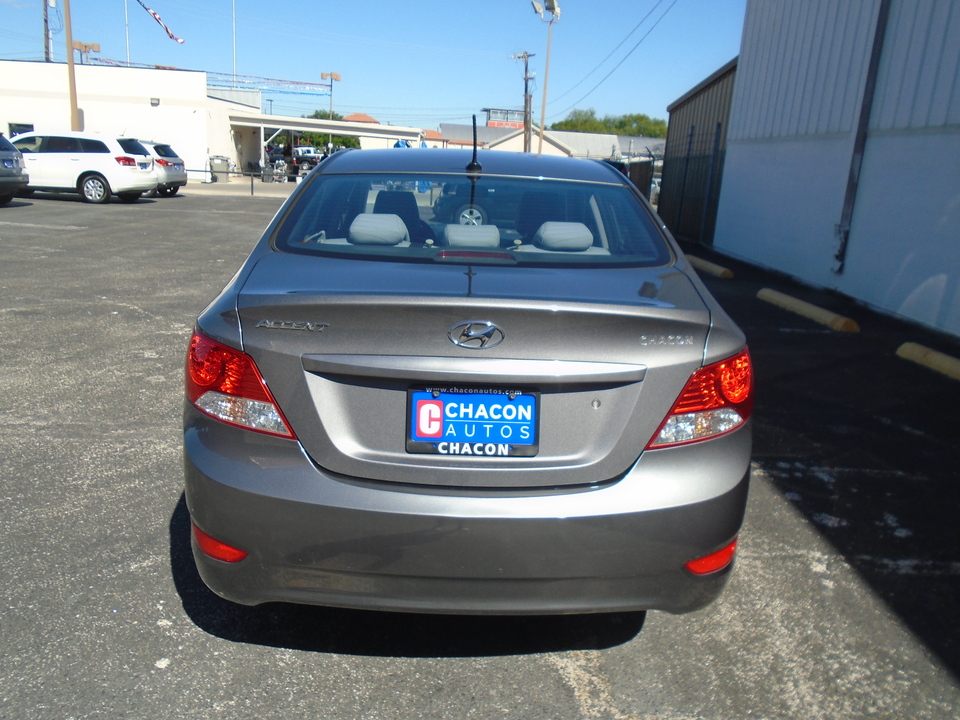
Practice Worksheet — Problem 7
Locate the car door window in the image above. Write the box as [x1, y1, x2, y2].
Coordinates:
[43, 137, 82, 153]
[80, 139, 110, 153]
[13, 136, 43, 153]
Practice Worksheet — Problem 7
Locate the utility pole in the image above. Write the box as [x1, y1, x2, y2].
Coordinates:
[321, 72, 341, 150]
[514, 52, 535, 152]
[43, 0, 53, 62]
[63, 0, 81, 130]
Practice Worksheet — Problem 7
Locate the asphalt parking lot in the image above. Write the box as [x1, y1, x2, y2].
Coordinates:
[1, 185, 958, 719]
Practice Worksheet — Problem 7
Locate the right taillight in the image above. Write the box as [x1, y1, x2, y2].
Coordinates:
[115, 156, 137, 167]
[648, 348, 753, 448]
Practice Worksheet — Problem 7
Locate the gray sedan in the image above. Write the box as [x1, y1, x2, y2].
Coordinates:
[183, 148, 753, 615]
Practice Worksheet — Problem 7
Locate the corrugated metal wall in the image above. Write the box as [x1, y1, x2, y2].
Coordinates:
[729, 1, 880, 140]
[659, 60, 737, 245]
[872, 1, 960, 129]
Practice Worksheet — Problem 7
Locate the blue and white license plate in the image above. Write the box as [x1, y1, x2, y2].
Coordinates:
[174, 163, 182, 170]
[139, 162, 150, 169]
[407, 387, 539, 456]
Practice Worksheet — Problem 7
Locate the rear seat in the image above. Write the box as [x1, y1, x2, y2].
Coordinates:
[514, 221, 610, 254]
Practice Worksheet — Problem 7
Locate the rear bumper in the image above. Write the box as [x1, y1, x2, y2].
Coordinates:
[156, 169, 188, 189]
[0, 174, 29, 194]
[184, 407, 751, 614]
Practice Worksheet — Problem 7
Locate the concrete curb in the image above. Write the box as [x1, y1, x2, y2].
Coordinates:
[896, 342, 960, 381]
[757, 288, 860, 332]
[687, 255, 734, 279]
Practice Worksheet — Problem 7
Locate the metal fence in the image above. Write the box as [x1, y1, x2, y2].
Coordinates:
[658, 122, 726, 245]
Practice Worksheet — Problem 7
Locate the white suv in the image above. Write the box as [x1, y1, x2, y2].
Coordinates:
[12, 131, 158, 203]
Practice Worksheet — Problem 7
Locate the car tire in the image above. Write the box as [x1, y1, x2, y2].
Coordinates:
[455, 204, 487, 226]
[157, 186, 179, 197]
[79, 174, 111, 204]
[0, 193, 13, 206]
[118, 191, 142, 203]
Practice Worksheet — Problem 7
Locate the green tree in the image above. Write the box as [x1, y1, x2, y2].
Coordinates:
[550, 109, 607, 134]
[304, 109, 361, 150]
[550, 109, 667, 138]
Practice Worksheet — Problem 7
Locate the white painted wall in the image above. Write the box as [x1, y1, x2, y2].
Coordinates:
[715, 135, 852, 287]
[841, 130, 960, 332]
[0, 60, 246, 181]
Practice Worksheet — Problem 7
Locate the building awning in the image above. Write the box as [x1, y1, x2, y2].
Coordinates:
[229, 113, 423, 142]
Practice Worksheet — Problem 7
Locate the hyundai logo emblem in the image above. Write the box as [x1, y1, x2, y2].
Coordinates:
[448, 320, 505, 349]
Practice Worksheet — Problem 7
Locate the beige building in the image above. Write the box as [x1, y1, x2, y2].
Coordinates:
[0, 60, 422, 180]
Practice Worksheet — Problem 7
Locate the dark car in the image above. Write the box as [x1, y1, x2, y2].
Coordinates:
[432, 181, 522, 226]
[184, 148, 752, 615]
[0, 134, 29, 205]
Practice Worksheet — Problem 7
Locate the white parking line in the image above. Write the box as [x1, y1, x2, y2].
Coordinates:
[0, 221, 89, 230]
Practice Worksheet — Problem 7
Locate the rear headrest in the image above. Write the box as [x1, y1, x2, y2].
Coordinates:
[348, 214, 409, 245]
[534, 222, 594, 251]
[444, 224, 501, 247]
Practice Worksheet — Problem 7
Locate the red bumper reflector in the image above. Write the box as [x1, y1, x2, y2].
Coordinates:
[685, 538, 738, 575]
[191, 521, 248, 563]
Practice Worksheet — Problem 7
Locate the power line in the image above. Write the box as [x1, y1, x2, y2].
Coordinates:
[550, 0, 665, 105]
[551, 0, 681, 120]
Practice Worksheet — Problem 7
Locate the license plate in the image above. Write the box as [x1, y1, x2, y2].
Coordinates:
[407, 387, 539, 456]
[174, 163, 182, 170]
[139, 162, 150, 169]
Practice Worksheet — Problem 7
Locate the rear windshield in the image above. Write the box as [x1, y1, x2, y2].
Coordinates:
[117, 138, 149, 156]
[274, 172, 671, 267]
[151, 144, 178, 158]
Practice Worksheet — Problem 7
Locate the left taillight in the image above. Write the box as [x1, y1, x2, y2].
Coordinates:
[648, 348, 753, 448]
[185, 330, 295, 438]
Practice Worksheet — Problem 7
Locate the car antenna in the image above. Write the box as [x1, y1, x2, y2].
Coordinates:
[466, 115, 482, 176]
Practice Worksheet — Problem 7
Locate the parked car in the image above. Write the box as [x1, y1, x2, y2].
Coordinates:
[12, 131, 157, 203]
[0, 134, 29, 205]
[142, 141, 187, 197]
[291, 145, 324, 170]
[432, 180, 522, 226]
[184, 148, 753, 615]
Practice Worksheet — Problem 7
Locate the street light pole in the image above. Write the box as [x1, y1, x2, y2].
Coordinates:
[321, 72, 341, 150]
[531, 1, 560, 155]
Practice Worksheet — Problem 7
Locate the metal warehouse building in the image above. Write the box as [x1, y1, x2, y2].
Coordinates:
[678, 0, 960, 338]
[659, 57, 737, 246]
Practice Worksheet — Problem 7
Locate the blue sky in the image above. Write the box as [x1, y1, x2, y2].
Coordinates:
[0, 0, 747, 129]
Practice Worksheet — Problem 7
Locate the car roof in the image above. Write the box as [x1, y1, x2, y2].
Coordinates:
[319, 148, 630, 184]
[13, 130, 140, 141]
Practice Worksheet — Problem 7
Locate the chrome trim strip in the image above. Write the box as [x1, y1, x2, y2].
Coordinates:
[302, 354, 646, 385]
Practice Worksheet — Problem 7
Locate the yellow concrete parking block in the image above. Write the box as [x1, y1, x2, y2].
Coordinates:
[896, 342, 960, 381]
[757, 288, 860, 332]
[687, 255, 734, 279]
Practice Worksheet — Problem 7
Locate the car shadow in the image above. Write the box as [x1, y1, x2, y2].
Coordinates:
[169, 494, 645, 657]
[2, 198, 33, 208]
[681, 240, 960, 680]
[19, 191, 158, 204]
